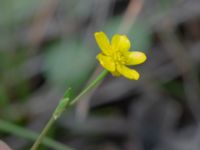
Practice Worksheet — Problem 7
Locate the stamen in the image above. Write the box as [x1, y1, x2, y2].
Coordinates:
[113, 52, 126, 64]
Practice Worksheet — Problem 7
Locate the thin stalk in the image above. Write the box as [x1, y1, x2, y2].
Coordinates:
[70, 69, 108, 105]
[30, 117, 55, 150]
[0, 119, 73, 150]
[30, 69, 108, 150]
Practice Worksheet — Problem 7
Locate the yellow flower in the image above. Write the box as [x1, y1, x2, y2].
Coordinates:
[94, 31, 147, 80]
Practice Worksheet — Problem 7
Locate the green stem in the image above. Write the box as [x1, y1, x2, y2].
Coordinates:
[30, 69, 108, 150]
[70, 69, 108, 105]
[30, 117, 55, 150]
[0, 119, 73, 150]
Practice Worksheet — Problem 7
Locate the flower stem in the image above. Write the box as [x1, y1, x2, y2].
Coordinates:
[30, 69, 108, 150]
[30, 117, 55, 150]
[70, 69, 108, 105]
[0, 119, 73, 150]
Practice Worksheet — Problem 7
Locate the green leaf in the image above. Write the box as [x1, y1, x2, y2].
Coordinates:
[63, 87, 72, 99]
[53, 88, 72, 119]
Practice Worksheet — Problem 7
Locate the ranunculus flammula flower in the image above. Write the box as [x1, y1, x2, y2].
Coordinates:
[95, 31, 147, 80]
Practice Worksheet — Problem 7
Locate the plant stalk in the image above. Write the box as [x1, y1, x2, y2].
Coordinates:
[30, 69, 108, 150]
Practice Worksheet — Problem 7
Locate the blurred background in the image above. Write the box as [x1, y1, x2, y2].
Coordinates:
[0, 0, 200, 149]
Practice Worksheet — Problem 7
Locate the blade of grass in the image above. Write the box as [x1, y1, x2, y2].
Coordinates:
[0, 119, 74, 150]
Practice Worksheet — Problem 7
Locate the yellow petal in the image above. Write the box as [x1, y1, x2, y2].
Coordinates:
[111, 34, 131, 52]
[94, 32, 111, 55]
[111, 70, 121, 77]
[117, 64, 140, 80]
[96, 53, 115, 72]
[125, 51, 147, 65]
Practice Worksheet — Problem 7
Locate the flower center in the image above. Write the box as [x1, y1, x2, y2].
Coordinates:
[113, 52, 126, 64]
